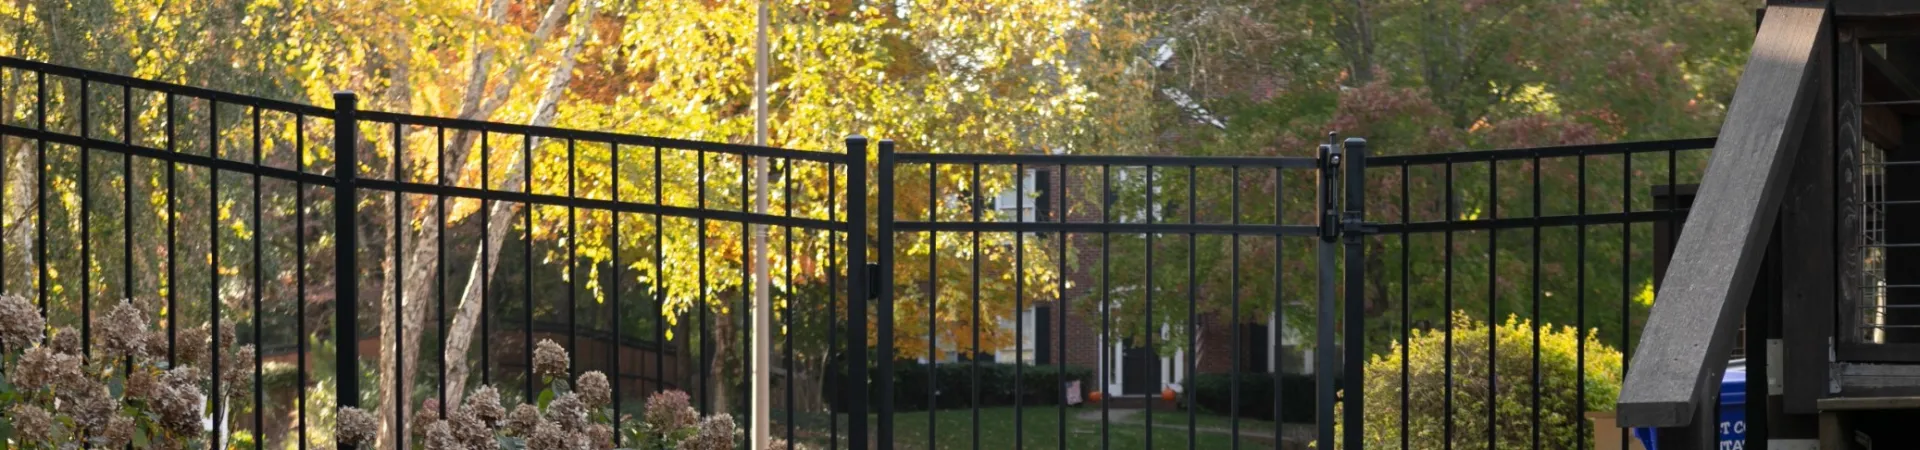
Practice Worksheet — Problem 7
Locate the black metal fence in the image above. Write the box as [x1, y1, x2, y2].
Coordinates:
[1359, 138, 1713, 450]
[0, 56, 868, 450]
[866, 136, 1712, 450]
[0, 56, 1722, 450]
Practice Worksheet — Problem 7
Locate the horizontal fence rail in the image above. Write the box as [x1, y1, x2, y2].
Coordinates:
[0, 56, 867, 450]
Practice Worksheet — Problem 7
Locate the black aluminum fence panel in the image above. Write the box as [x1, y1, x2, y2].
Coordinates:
[0, 56, 867, 450]
[880, 143, 1331, 450]
[1357, 138, 1714, 450]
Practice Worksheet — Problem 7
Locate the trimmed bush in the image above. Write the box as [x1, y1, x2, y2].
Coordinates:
[836, 360, 1095, 411]
[1186, 372, 1325, 423]
[1333, 311, 1624, 449]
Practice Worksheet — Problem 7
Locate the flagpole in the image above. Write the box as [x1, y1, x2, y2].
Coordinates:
[751, 0, 773, 449]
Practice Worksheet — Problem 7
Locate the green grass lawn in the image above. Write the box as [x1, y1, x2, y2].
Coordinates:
[773, 406, 1289, 450]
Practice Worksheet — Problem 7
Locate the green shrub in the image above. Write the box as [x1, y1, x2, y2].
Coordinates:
[1333, 311, 1623, 449]
[1186, 372, 1326, 423]
[838, 361, 1095, 411]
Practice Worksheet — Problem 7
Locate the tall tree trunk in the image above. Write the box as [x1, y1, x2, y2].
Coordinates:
[1333, 0, 1375, 84]
[372, 1, 585, 448]
[436, 0, 596, 411]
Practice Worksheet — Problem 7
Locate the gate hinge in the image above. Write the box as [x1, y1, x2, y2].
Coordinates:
[1340, 216, 1379, 242]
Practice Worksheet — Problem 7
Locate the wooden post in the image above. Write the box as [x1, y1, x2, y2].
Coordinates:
[1617, 6, 1829, 448]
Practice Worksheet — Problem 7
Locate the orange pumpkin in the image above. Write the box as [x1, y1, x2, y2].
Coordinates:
[1088, 391, 1104, 403]
[1161, 387, 1176, 402]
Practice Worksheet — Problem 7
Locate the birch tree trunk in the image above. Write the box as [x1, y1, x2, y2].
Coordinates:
[371, 1, 584, 448]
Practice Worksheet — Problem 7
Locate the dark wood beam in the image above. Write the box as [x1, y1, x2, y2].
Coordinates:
[1780, 22, 1836, 416]
[1617, 1, 1829, 431]
[1838, 0, 1920, 17]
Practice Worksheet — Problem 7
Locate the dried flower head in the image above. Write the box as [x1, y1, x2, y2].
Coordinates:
[12, 345, 87, 394]
[68, 385, 118, 434]
[96, 299, 148, 359]
[223, 344, 257, 396]
[51, 326, 81, 355]
[176, 325, 212, 367]
[127, 367, 160, 399]
[505, 403, 542, 436]
[218, 322, 236, 351]
[422, 420, 459, 450]
[154, 367, 207, 435]
[767, 438, 808, 450]
[413, 399, 443, 437]
[679, 414, 738, 450]
[587, 423, 615, 450]
[546, 392, 588, 432]
[337, 406, 379, 446]
[532, 339, 569, 379]
[576, 371, 611, 408]
[466, 385, 506, 424]
[9, 403, 55, 443]
[103, 415, 137, 448]
[527, 419, 569, 450]
[450, 408, 498, 450]
[143, 330, 169, 362]
[10, 346, 58, 388]
[0, 293, 43, 348]
[645, 390, 699, 432]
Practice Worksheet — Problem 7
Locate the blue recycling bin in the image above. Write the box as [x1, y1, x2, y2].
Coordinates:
[1632, 360, 1746, 450]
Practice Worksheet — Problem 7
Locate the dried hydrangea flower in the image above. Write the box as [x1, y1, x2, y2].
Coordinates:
[143, 330, 169, 363]
[505, 403, 542, 436]
[532, 339, 569, 379]
[0, 293, 44, 348]
[127, 367, 160, 399]
[337, 406, 379, 446]
[526, 418, 569, 450]
[103, 415, 137, 448]
[644, 390, 699, 432]
[546, 392, 588, 432]
[176, 325, 212, 367]
[587, 423, 615, 450]
[10, 346, 58, 388]
[8, 403, 55, 443]
[218, 322, 236, 352]
[51, 326, 81, 355]
[68, 384, 118, 434]
[450, 407, 497, 450]
[96, 299, 148, 359]
[680, 414, 739, 450]
[12, 345, 87, 393]
[154, 367, 207, 435]
[466, 385, 506, 424]
[576, 371, 611, 408]
[767, 437, 806, 450]
[223, 344, 257, 397]
[422, 420, 458, 450]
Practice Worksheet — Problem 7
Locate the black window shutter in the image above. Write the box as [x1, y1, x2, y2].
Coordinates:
[1035, 306, 1052, 365]
[1035, 169, 1052, 222]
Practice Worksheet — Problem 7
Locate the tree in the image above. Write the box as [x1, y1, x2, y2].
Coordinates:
[1075, 0, 1751, 365]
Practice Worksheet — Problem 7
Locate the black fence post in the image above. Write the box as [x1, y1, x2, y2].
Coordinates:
[1341, 138, 1369, 450]
[846, 135, 871, 450]
[876, 139, 897, 447]
[333, 91, 361, 449]
[1315, 138, 1341, 450]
